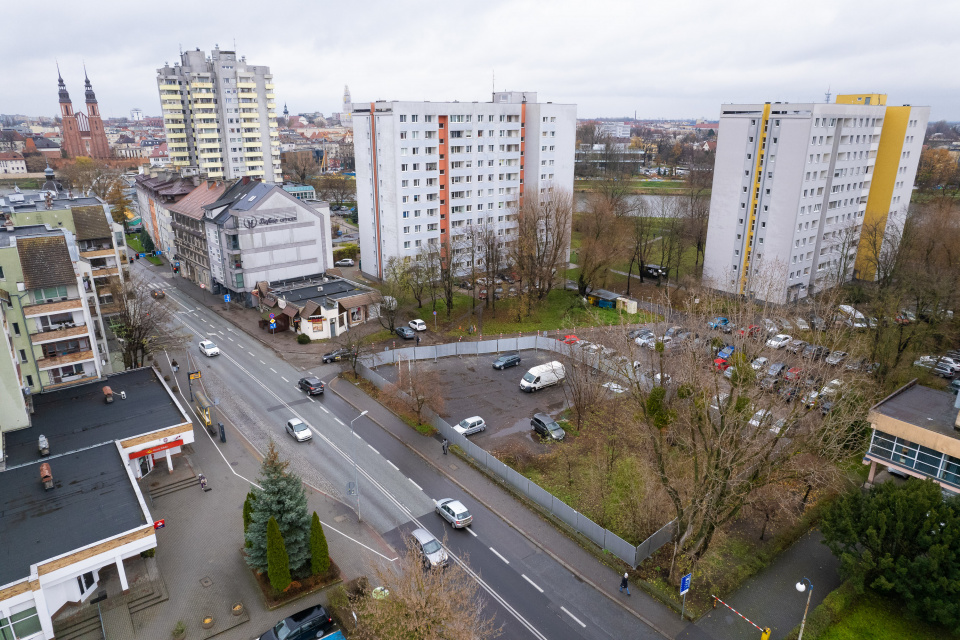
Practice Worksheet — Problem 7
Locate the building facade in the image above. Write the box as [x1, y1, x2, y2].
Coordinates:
[58, 70, 111, 160]
[702, 94, 929, 303]
[134, 171, 195, 257]
[352, 91, 576, 280]
[168, 180, 226, 289]
[202, 178, 333, 306]
[0, 152, 26, 174]
[156, 46, 281, 182]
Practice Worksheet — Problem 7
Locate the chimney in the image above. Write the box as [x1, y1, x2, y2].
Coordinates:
[40, 462, 53, 490]
[242, 176, 251, 185]
[44, 192, 53, 210]
[103, 385, 114, 403]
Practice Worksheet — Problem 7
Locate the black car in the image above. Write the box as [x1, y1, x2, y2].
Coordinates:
[779, 384, 802, 403]
[396, 326, 415, 340]
[298, 377, 324, 395]
[645, 264, 667, 278]
[259, 604, 334, 640]
[801, 344, 829, 361]
[322, 348, 352, 364]
[809, 315, 827, 331]
[758, 375, 779, 391]
[531, 413, 565, 441]
[493, 353, 521, 370]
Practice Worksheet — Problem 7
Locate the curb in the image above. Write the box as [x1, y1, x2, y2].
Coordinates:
[327, 377, 676, 639]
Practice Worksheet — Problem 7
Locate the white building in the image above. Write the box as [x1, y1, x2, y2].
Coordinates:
[203, 178, 334, 306]
[352, 91, 576, 280]
[156, 46, 281, 183]
[702, 94, 929, 303]
[0, 152, 27, 174]
[594, 122, 631, 139]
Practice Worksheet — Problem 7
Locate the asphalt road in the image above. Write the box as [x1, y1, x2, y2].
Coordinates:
[136, 263, 664, 640]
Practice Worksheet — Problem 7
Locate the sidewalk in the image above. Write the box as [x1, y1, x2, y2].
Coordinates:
[326, 375, 690, 639]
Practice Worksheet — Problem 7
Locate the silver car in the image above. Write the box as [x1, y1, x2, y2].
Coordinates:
[435, 498, 473, 528]
[285, 418, 311, 442]
[453, 416, 486, 436]
[410, 528, 447, 568]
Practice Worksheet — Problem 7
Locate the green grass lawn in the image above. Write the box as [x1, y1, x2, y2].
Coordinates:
[816, 592, 950, 640]
[125, 233, 164, 266]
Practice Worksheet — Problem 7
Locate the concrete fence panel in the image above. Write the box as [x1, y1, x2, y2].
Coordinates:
[604, 530, 639, 567]
[578, 513, 606, 548]
[552, 499, 580, 531]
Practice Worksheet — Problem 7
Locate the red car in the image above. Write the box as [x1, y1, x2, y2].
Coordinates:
[714, 358, 731, 371]
[562, 335, 579, 345]
[784, 366, 803, 381]
[739, 324, 762, 338]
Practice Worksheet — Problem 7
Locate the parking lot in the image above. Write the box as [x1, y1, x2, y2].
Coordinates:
[375, 349, 569, 454]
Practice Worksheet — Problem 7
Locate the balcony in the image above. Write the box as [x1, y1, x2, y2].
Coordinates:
[36, 349, 96, 371]
[30, 324, 90, 345]
[80, 248, 115, 259]
[237, 82, 256, 89]
[158, 83, 180, 90]
[91, 265, 120, 277]
[166, 132, 187, 140]
[22, 298, 84, 318]
[190, 81, 213, 89]
[200, 151, 223, 159]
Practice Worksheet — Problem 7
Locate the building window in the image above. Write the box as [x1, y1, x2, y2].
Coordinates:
[1, 605, 42, 639]
[403, 241, 410, 248]
[25, 374, 33, 387]
[19, 349, 27, 363]
[12, 322, 19, 336]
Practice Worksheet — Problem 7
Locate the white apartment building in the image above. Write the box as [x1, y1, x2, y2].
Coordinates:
[352, 91, 576, 280]
[702, 94, 929, 303]
[156, 46, 281, 183]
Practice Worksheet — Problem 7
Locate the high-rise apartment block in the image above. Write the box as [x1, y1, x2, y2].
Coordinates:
[156, 47, 281, 183]
[703, 94, 928, 303]
[352, 92, 576, 280]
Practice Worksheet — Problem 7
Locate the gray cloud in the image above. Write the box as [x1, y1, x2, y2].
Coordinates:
[4, 0, 957, 121]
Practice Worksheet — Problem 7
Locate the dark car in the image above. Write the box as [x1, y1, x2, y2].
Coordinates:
[758, 375, 779, 391]
[395, 326, 415, 340]
[258, 604, 333, 640]
[801, 344, 829, 361]
[645, 264, 667, 278]
[767, 362, 788, 378]
[786, 339, 808, 354]
[779, 384, 803, 403]
[151, 289, 166, 299]
[322, 348, 352, 364]
[819, 400, 835, 416]
[531, 413, 565, 441]
[298, 377, 324, 395]
[809, 315, 827, 331]
[628, 327, 654, 340]
[493, 353, 521, 370]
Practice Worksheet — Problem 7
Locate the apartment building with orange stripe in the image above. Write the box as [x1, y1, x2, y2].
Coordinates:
[702, 94, 928, 303]
[351, 92, 576, 280]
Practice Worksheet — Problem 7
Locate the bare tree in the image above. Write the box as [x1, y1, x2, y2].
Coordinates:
[510, 190, 572, 303]
[473, 219, 506, 311]
[653, 196, 686, 284]
[59, 157, 119, 198]
[110, 273, 174, 369]
[376, 257, 408, 331]
[624, 200, 658, 294]
[575, 192, 627, 296]
[283, 151, 318, 183]
[352, 537, 501, 640]
[560, 343, 608, 431]
[385, 361, 445, 426]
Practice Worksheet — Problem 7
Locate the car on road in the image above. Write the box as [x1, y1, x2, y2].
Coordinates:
[410, 528, 448, 569]
[151, 289, 166, 299]
[453, 416, 486, 436]
[285, 418, 312, 442]
[409, 319, 427, 331]
[322, 348, 352, 364]
[562, 334, 579, 345]
[198, 340, 220, 357]
[825, 351, 848, 366]
[708, 317, 731, 331]
[435, 498, 473, 528]
[257, 604, 334, 640]
[334, 258, 355, 267]
[766, 334, 792, 349]
[298, 377, 324, 395]
[492, 353, 521, 370]
[395, 326, 415, 340]
[645, 264, 667, 278]
[531, 413, 566, 441]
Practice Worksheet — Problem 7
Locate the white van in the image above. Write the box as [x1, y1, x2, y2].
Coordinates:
[837, 304, 867, 329]
[520, 361, 565, 392]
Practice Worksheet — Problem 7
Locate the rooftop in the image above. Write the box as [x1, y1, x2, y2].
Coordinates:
[0, 224, 68, 249]
[872, 382, 960, 440]
[0, 442, 146, 585]
[4, 368, 188, 468]
[0, 191, 105, 213]
[16, 234, 76, 290]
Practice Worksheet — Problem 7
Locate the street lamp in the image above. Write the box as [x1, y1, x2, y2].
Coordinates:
[350, 410, 369, 522]
[795, 577, 813, 640]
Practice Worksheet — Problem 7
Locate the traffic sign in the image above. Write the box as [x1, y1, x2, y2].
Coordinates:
[269, 313, 275, 319]
[200, 283, 206, 289]
[153, 519, 165, 530]
[139, 253, 145, 258]
[680, 573, 692, 595]
[188, 370, 202, 381]
[175, 261, 180, 267]
[224, 294, 231, 302]
[433, 310, 437, 316]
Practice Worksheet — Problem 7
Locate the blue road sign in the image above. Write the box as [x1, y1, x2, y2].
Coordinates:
[175, 261, 180, 267]
[139, 253, 145, 258]
[433, 310, 437, 316]
[680, 573, 692, 595]
[224, 294, 231, 302]
[269, 313, 275, 319]
[155, 250, 162, 255]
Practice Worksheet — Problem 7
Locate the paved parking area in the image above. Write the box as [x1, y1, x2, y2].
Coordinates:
[376, 349, 570, 452]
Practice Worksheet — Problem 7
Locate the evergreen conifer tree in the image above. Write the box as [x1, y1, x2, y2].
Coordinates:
[310, 512, 330, 575]
[242, 491, 256, 548]
[266, 517, 291, 593]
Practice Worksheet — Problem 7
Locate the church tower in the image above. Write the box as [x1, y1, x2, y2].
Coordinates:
[82, 69, 111, 158]
[59, 66, 83, 158]
[341, 85, 352, 128]
[57, 66, 111, 159]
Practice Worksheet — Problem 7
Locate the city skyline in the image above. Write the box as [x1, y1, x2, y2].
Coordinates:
[3, 0, 958, 122]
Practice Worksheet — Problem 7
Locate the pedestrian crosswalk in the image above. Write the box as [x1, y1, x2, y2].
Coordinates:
[146, 283, 163, 289]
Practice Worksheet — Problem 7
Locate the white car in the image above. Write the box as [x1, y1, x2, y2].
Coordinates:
[198, 340, 220, 356]
[285, 418, 312, 442]
[751, 357, 769, 371]
[765, 334, 792, 349]
[793, 317, 810, 331]
[409, 319, 427, 332]
[453, 416, 486, 436]
[602, 382, 627, 394]
[435, 498, 473, 528]
[335, 258, 355, 267]
[748, 410, 773, 428]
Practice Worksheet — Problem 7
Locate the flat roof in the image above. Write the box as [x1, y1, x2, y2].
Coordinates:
[4, 368, 186, 468]
[0, 442, 146, 585]
[873, 383, 960, 441]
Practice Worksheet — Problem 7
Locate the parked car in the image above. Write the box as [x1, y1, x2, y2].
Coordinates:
[410, 528, 448, 569]
[825, 351, 848, 366]
[435, 498, 473, 528]
[718, 345, 736, 360]
[644, 264, 667, 278]
[846, 357, 869, 372]
[714, 358, 732, 372]
[297, 377, 324, 395]
[748, 410, 772, 428]
[562, 334, 579, 345]
[933, 362, 958, 378]
[914, 355, 938, 369]
[520, 361, 565, 392]
[322, 348, 352, 364]
[628, 328, 654, 340]
[708, 317, 730, 330]
[779, 384, 803, 403]
[766, 334, 792, 349]
[762, 318, 778, 334]
[285, 418, 312, 442]
[198, 340, 220, 357]
[801, 344, 829, 361]
[758, 375, 779, 391]
[786, 339, 808, 354]
[710, 392, 730, 411]
[784, 367, 803, 382]
[151, 289, 166, 299]
[809, 316, 827, 331]
[664, 325, 683, 339]
[793, 317, 810, 331]
[257, 604, 334, 640]
[531, 413, 566, 441]
[950, 379, 960, 395]
[492, 353, 521, 370]
[334, 258, 355, 267]
[602, 381, 627, 394]
[409, 319, 427, 331]
[767, 362, 788, 378]
[751, 357, 769, 371]
[395, 326, 415, 340]
[775, 317, 794, 331]
[739, 324, 762, 338]
[453, 416, 486, 436]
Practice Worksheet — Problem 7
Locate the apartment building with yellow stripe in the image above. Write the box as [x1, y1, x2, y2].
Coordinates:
[703, 94, 928, 303]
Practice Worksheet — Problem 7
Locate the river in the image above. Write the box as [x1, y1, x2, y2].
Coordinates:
[575, 192, 686, 213]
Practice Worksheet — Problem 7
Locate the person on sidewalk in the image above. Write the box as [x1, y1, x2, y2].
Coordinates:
[619, 573, 631, 596]
[441, 438, 449, 455]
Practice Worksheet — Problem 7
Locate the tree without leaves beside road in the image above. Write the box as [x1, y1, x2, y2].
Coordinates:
[352, 537, 501, 640]
[473, 220, 506, 311]
[509, 190, 572, 304]
[385, 361, 445, 426]
[624, 199, 658, 294]
[376, 257, 409, 332]
[109, 273, 173, 369]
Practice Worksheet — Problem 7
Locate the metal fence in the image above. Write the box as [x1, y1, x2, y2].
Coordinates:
[357, 337, 675, 567]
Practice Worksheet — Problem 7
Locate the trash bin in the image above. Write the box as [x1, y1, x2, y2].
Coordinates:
[218, 422, 226, 443]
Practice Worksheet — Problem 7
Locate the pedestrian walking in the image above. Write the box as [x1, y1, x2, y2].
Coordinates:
[441, 438, 449, 455]
[417, 336, 421, 346]
[619, 573, 631, 596]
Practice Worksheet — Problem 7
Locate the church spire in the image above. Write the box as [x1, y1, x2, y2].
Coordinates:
[83, 64, 97, 104]
[57, 63, 71, 104]
[283, 103, 289, 117]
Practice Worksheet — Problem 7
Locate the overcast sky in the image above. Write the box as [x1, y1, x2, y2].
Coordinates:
[5, 0, 958, 122]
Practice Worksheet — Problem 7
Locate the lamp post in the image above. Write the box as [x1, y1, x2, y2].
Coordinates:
[351, 410, 369, 522]
[795, 577, 813, 640]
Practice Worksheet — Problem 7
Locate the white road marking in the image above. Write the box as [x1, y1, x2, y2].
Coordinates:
[269, 368, 277, 373]
[387, 460, 398, 470]
[561, 607, 586, 628]
[368, 444, 379, 454]
[466, 527, 477, 537]
[228, 337, 235, 342]
[336, 417, 346, 426]
[318, 405, 329, 413]
[281, 376, 289, 382]
[489, 547, 510, 565]
[408, 478, 422, 491]
[248, 351, 254, 357]
[522, 574, 544, 593]
[260, 360, 266, 365]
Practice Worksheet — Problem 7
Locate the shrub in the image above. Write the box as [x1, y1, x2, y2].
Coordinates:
[310, 512, 330, 575]
[266, 517, 291, 593]
[297, 333, 311, 345]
